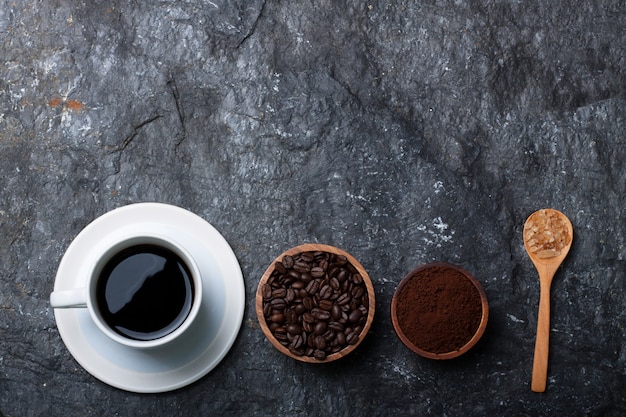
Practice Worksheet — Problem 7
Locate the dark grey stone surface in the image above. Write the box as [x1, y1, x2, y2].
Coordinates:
[1, 0, 624, 415]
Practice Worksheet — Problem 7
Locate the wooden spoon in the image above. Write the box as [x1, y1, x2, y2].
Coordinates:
[523, 208, 573, 392]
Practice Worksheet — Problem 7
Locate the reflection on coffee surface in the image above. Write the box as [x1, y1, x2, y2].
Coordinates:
[96, 244, 194, 341]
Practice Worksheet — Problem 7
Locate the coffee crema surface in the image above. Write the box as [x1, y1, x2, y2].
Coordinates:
[95, 244, 195, 341]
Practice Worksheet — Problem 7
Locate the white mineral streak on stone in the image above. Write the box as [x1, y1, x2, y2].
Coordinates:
[392, 364, 416, 382]
[346, 191, 368, 202]
[272, 72, 281, 92]
[383, 357, 416, 382]
[419, 217, 454, 247]
[0, 8, 8, 33]
[507, 314, 525, 323]
[433, 216, 448, 232]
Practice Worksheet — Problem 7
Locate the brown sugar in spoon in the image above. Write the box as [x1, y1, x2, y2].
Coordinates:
[523, 208, 573, 392]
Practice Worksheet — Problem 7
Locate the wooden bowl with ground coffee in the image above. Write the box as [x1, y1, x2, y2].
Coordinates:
[256, 243, 375, 363]
[391, 263, 488, 359]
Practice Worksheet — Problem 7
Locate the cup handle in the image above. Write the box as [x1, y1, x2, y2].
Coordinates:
[50, 289, 87, 308]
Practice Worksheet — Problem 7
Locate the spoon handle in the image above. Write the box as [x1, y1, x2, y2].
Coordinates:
[531, 277, 552, 392]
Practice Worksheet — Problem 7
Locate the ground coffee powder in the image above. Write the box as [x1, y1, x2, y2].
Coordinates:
[394, 264, 483, 354]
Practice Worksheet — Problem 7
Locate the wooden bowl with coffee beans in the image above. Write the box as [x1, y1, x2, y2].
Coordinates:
[256, 243, 375, 363]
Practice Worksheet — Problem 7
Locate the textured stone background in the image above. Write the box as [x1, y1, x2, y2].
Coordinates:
[1, 0, 624, 415]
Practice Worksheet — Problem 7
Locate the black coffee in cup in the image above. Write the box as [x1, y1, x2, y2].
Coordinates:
[95, 244, 195, 341]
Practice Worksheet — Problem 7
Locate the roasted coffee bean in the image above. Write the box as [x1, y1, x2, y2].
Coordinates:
[269, 313, 285, 323]
[290, 334, 304, 349]
[294, 303, 307, 315]
[300, 252, 314, 263]
[262, 284, 272, 299]
[303, 296, 313, 310]
[302, 313, 315, 324]
[329, 277, 340, 290]
[311, 308, 331, 321]
[310, 266, 325, 277]
[274, 326, 287, 335]
[347, 332, 359, 345]
[305, 280, 320, 295]
[314, 321, 327, 335]
[293, 261, 311, 273]
[336, 293, 351, 305]
[282, 255, 294, 269]
[351, 286, 364, 299]
[314, 349, 327, 360]
[340, 311, 349, 324]
[272, 288, 287, 298]
[303, 321, 313, 333]
[318, 299, 334, 311]
[351, 273, 363, 284]
[319, 284, 333, 300]
[318, 258, 328, 271]
[328, 266, 339, 278]
[291, 280, 305, 290]
[286, 309, 297, 324]
[274, 261, 286, 274]
[331, 304, 342, 320]
[269, 322, 281, 332]
[284, 278, 298, 289]
[289, 346, 304, 356]
[300, 272, 313, 284]
[323, 329, 335, 342]
[274, 332, 288, 343]
[336, 269, 348, 282]
[328, 321, 344, 332]
[314, 335, 326, 350]
[269, 298, 287, 309]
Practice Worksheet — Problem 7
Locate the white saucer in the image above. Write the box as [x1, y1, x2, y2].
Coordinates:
[52, 203, 245, 393]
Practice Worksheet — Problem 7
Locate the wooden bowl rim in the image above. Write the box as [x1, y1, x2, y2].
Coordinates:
[390, 262, 489, 360]
[256, 243, 376, 363]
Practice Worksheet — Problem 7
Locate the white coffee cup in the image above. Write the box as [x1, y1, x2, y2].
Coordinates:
[50, 233, 203, 349]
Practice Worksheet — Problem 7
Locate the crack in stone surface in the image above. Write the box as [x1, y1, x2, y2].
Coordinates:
[236, 0, 268, 49]
[119, 115, 163, 152]
[167, 75, 187, 148]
